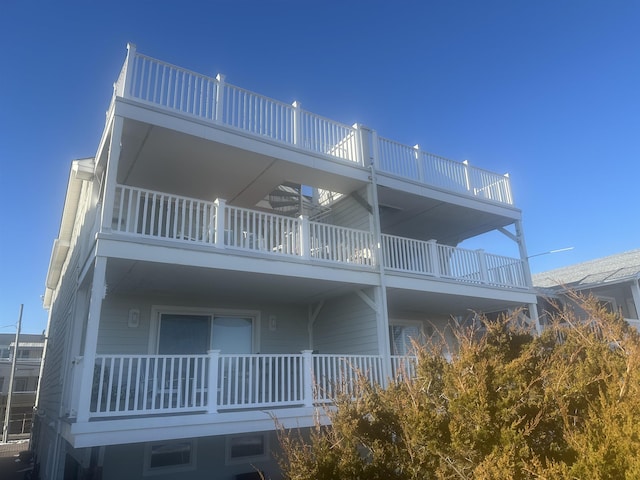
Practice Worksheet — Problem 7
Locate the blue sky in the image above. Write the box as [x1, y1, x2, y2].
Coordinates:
[1, 1, 638, 334]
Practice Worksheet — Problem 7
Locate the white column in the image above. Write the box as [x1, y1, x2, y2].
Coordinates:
[299, 215, 310, 259]
[215, 74, 226, 123]
[292, 101, 302, 147]
[301, 350, 314, 407]
[477, 249, 488, 284]
[414, 145, 424, 183]
[462, 160, 471, 193]
[100, 116, 124, 233]
[76, 256, 108, 422]
[207, 350, 220, 413]
[428, 240, 440, 277]
[122, 43, 137, 98]
[214, 198, 226, 248]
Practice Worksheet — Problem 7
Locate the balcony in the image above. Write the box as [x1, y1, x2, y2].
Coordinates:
[69, 352, 415, 420]
[112, 45, 513, 206]
[109, 185, 528, 290]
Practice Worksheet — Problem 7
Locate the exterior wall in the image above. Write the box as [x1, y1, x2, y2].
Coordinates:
[320, 187, 371, 231]
[102, 431, 283, 480]
[96, 294, 310, 355]
[312, 289, 379, 355]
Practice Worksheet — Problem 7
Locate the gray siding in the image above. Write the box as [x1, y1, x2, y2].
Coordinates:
[313, 290, 379, 354]
[321, 187, 371, 231]
[103, 431, 283, 480]
[97, 294, 309, 354]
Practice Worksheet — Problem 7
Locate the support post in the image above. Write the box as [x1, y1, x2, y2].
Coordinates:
[214, 198, 226, 248]
[100, 116, 125, 233]
[122, 43, 137, 98]
[207, 350, 220, 413]
[477, 249, 488, 284]
[428, 239, 440, 277]
[414, 145, 424, 183]
[462, 160, 471, 193]
[301, 350, 314, 407]
[299, 215, 310, 259]
[630, 280, 640, 320]
[292, 101, 302, 146]
[215, 74, 226, 123]
[76, 257, 108, 422]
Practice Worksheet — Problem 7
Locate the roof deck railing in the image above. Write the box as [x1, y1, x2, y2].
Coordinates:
[113, 44, 513, 206]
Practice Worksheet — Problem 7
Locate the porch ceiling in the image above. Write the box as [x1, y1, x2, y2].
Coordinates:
[377, 186, 515, 245]
[105, 257, 363, 305]
[117, 118, 366, 209]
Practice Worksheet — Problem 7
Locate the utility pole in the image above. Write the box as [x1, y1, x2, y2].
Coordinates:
[2, 304, 22, 443]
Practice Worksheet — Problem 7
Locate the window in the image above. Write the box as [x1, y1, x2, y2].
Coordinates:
[389, 322, 425, 356]
[144, 440, 196, 475]
[226, 434, 268, 464]
[153, 307, 258, 355]
[14, 377, 29, 392]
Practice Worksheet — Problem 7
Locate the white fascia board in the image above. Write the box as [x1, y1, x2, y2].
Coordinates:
[68, 407, 326, 448]
[95, 235, 381, 286]
[384, 273, 538, 304]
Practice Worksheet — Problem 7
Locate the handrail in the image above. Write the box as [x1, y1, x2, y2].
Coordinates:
[115, 50, 514, 204]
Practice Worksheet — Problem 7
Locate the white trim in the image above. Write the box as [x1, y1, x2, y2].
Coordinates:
[143, 439, 197, 476]
[149, 305, 261, 354]
[225, 432, 269, 465]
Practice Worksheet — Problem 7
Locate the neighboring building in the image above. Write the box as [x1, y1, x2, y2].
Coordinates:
[533, 249, 640, 330]
[0, 333, 44, 437]
[35, 44, 539, 479]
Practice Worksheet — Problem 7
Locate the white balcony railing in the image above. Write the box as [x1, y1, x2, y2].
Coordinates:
[88, 352, 392, 418]
[110, 185, 528, 288]
[381, 235, 528, 289]
[114, 45, 513, 205]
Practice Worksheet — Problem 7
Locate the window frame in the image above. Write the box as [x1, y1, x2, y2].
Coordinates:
[148, 306, 261, 354]
[143, 439, 197, 476]
[225, 433, 269, 465]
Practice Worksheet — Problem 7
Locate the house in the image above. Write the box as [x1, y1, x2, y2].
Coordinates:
[0, 333, 44, 438]
[533, 249, 640, 330]
[34, 44, 539, 480]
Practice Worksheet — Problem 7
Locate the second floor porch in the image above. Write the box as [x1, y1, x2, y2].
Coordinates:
[105, 184, 531, 291]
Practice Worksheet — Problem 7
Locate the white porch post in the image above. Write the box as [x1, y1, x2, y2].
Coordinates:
[299, 215, 310, 259]
[122, 43, 136, 99]
[301, 350, 314, 407]
[292, 101, 302, 147]
[76, 256, 108, 422]
[215, 74, 226, 123]
[428, 240, 441, 277]
[214, 198, 227, 248]
[207, 350, 220, 413]
[414, 145, 424, 183]
[100, 115, 124, 233]
[477, 249, 488, 284]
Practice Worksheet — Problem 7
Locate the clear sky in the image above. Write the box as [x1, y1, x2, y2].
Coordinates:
[1, 1, 638, 334]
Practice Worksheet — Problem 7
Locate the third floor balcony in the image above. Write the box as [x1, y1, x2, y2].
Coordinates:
[112, 45, 513, 207]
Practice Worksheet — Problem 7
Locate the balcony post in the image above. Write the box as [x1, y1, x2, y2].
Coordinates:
[477, 249, 489, 283]
[292, 101, 302, 147]
[76, 256, 108, 422]
[462, 160, 472, 193]
[299, 215, 310, 259]
[215, 74, 226, 123]
[503, 173, 512, 204]
[122, 43, 136, 99]
[301, 350, 314, 407]
[207, 350, 220, 414]
[214, 199, 226, 248]
[414, 145, 424, 183]
[428, 240, 440, 277]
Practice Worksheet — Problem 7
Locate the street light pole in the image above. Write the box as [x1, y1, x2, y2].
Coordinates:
[2, 304, 22, 443]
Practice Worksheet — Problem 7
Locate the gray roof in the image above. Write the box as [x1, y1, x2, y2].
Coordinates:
[533, 249, 640, 289]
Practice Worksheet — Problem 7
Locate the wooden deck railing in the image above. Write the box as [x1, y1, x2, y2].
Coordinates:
[114, 45, 513, 205]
